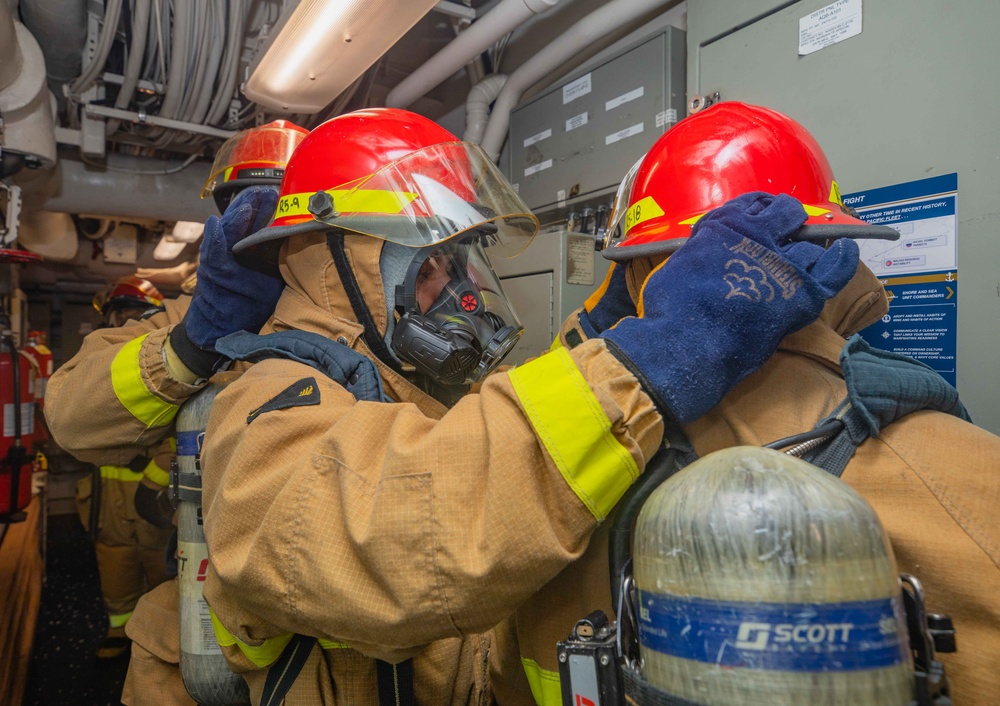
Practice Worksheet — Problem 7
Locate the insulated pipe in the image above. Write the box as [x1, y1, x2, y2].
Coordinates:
[463, 74, 507, 143]
[385, 0, 559, 109]
[19, 0, 88, 84]
[0, 0, 23, 90]
[480, 0, 673, 160]
[18, 153, 216, 223]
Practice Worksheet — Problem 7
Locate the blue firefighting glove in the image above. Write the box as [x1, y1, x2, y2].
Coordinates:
[168, 186, 284, 378]
[601, 192, 860, 424]
[578, 263, 637, 338]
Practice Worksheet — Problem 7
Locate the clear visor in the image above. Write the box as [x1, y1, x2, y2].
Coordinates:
[314, 142, 538, 258]
[411, 238, 522, 381]
[201, 125, 305, 198]
[603, 154, 645, 251]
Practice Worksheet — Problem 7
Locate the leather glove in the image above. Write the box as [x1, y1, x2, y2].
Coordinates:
[578, 262, 637, 338]
[134, 477, 175, 529]
[601, 192, 860, 424]
[169, 186, 285, 378]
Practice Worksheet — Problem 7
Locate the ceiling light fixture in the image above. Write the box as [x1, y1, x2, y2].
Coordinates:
[244, 0, 440, 114]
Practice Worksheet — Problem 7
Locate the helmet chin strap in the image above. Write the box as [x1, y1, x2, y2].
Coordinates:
[326, 231, 404, 376]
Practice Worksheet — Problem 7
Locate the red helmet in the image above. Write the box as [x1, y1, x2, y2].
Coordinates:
[201, 120, 309, 213]
[604, 102, 897, 261]
[93, 276, 164, 317]
[233, 108, 538, 264]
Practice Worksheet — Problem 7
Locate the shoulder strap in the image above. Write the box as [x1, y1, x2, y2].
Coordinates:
[216, 329, 386, 402]
[805, 335, 970, 476]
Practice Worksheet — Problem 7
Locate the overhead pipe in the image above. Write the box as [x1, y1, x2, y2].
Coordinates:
[385, 0, 560, 110]
[480, 0, 674, 160]
[16, 153, 216, 223]
[0, 1, 56, 167]
[19, 0, 88, 85]
[463, 74, 507, 143]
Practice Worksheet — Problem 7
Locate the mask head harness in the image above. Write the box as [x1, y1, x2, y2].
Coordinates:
[391, 227, 522, 386]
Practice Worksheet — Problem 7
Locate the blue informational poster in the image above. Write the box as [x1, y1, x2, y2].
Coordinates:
[842, 174, 958, 385]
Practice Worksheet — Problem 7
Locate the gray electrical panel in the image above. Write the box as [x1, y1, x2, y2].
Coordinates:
[686, 0, 1000, 433]
[508, 26, 686, 219]
[493, 231, 611, 366]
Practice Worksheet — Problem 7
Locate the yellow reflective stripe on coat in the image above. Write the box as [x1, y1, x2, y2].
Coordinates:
[318, 639, 349, 650]
[142, 457, 171, 487]
[276, 189, 418, 219]
[208, 607, 293, 669]
[100, 465, 145, 482]
[521, 658, 562, 706]
[508, 347, 639, 521]
[110, 335, 180, 428]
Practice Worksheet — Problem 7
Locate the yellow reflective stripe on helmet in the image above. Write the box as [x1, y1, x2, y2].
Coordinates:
[521, 658, 562, 706]
[111, 335, 180, 429]
[803, 204, 831, 217]
[209, 607, 293, 669]
[830, 180, 843, 207]
[276, 189, 418, 220]
[108, 611, 133, 628]
[318, 639, 349, 650]
[508, 347, 639, 521]
[100, 465, 145, 482]
[142, 457, 171, 487]
[678, 212, 705, 226]
[623, 195, 665, 235]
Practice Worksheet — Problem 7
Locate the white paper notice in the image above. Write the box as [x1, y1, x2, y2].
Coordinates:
[605, 86, 644, 111]
[566, 235, 596, 286]
[605, 123, 644, 146]
[523, 128, 552, 148]
[655, 109, 678, 128]
[565, 112, 589, 132]
[562, 73, 592, 104]
[524, 159, 553, 177]
[799, 0, 862, 56]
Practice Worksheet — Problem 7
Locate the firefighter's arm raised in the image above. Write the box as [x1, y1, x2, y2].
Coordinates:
[200, 339, 661, 662]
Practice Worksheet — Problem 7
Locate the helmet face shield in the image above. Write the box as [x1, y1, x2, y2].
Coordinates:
[392, 236, 523, 385]
[604, 154, 646, 251]
[201, 122, 307, 200]
[277, 142, 538, 258]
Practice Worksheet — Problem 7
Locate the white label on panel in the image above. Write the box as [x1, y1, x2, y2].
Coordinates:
[566, 235, 596, 286]
[565, 112, 589, 132]
[799, 0, 863, 56]
[512, 183, 519, 193]
[3, 402, 34, 437]
[605, 86, 645, 111]
[562, 73, 592, 104]
[523, 128, 552, 148]
[557, 189, 567, 208]
[605, 123, 645, 146]
[524, 159, 553, 177]
[655, 109, 678, 128]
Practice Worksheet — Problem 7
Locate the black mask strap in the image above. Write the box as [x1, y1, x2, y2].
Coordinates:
[327, 232, 404, 376]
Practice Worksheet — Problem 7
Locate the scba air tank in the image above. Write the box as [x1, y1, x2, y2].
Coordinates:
[176, 375, 250, 706]
[633, 447, 913, 706]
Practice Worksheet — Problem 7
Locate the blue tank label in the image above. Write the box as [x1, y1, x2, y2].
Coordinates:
[176, 430, 205, 457]
[637, 591, 908, 671]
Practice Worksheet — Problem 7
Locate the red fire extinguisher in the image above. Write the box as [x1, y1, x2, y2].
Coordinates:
[1, 314, 34, 520]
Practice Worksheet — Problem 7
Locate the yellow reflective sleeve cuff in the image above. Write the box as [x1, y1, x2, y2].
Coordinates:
[110, 335, 180, 428]
[549, 335, 563, 352]
[208, 607, 293, 669]
[521, 658, 562, 706]
[100, 465, 145, 482]
[317, 639, 350, 650]
[508, 347, 639, 521]
[108, 611, 133, 628]
[142, 457, 171, 487]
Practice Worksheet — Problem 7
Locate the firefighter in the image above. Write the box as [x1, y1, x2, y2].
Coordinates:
[48, 108, 856, 704]
[47, 121, 305, 701]
[522, 101, 1000, 706]
[78, 276, 176, 659]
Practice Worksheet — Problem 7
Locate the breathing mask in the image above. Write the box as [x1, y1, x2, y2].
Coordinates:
[392, 232, 522, 385]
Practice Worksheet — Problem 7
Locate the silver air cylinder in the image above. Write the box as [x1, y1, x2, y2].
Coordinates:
[633, 446, 913, 706]
[176, 375, 249, 706]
